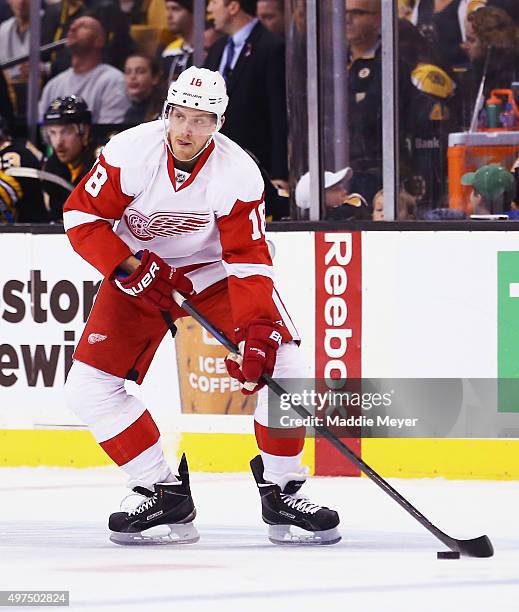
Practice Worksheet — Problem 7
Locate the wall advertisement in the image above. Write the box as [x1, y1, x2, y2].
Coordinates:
[1, 230, 519, 478]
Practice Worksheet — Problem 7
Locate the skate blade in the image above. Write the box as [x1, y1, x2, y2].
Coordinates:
[110, 522, 200, 546]
[268, 524, 341, 546]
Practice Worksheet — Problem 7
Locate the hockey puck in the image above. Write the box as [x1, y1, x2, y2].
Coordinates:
[437, 551, 461, 559]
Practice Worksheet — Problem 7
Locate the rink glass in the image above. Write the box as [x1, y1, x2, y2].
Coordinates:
[286, 1, 519, 220]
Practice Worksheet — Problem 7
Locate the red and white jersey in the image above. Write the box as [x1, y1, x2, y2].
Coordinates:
[64, 120, 298, 337]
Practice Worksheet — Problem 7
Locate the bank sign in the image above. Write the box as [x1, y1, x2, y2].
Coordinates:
[498, 251, 519, 413]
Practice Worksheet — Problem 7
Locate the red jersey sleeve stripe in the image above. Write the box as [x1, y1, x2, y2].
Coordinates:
[218, 196, 272, 266]
[216, 196, 279, 329]
[223, 262, 274, 279]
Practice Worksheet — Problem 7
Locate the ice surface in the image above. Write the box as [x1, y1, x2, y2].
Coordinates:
[1, 468, 518, 611]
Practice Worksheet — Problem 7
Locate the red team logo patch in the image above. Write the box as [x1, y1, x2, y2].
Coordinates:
[88, 333, 107, 344]
[125, 209, 212, 241]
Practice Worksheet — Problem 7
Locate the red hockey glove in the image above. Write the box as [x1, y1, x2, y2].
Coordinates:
[112, 249, 193, 314]
[225, 320, 283, 395]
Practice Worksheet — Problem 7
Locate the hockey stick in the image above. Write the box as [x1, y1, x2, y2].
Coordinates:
[170, 289, 494, 558]
[5, 167, 74, 192]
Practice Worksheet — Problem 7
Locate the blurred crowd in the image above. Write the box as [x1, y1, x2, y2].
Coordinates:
[1, 0, 519, 224]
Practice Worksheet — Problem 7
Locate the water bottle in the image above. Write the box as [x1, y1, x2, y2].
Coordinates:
[486, 99, 501, 128]
[500, 102, 518, 129]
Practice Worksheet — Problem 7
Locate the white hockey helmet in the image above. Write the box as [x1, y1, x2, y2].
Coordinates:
[165, 66, 229, 129]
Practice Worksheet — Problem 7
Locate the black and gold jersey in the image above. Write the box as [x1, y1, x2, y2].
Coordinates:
[0, 139, 48, 223]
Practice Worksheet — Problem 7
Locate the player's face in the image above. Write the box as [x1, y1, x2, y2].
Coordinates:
[165, 1, 193, 35]
[207, 0, 233, 34]
[257, 1, 285, 37]
[124, 56, 158, 103]
[46, 124, 86, 165]
[168, 106, 218, 160]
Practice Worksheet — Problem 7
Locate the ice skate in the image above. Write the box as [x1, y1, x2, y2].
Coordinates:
[109, 454, 199, 545]
[250, 455, 341, 545]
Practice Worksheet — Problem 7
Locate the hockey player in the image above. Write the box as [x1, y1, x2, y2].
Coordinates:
[42, 96, 96, 223]
[63, 66, 340, 546]
[0, 115, 48, 223]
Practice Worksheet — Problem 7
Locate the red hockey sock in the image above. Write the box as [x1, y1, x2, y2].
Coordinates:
[254, 420, 305, 457]
[100, 409, 160, 466]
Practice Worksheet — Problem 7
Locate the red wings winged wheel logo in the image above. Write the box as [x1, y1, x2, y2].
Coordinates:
[125, 209, 212, 241]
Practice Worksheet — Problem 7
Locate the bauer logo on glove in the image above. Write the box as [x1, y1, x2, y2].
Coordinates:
[111, 249, 194, 315]
[115, 260, 160, 296]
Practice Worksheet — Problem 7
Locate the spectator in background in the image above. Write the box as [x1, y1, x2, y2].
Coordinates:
[462, 163, 516, 214]
[0, 0, 30, 117]
[41, 0, 87, 78]
[0, 114, 48, 223]
[459, 6, 519, 127]
[398, 18, 456, 213]
[295, 167, 370, 220]
[257, 0, 285, 37]
[158, 0, 194, 83]
[463, 6, 519, 89]
[371, 188, 418, 220]
[205, 0, 289, 190]
[345, 0, 384, 201]
[39, 16, 130, 124]
[123, 54, 163, 125]
[41, 96, 95, 222]
[372, 189, 384, 220]
[42, 0, 136, 77]
[399, 0, 482, 70]
[0, 0, 29, 72]
[295, 168, 352, 211]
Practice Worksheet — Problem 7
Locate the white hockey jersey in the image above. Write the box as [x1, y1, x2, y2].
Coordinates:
[64, 120, 297, 336]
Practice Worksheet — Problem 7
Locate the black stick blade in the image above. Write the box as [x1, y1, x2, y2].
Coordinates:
[454, 535, 494, 558]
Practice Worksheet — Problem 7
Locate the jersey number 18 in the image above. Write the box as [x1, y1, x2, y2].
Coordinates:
[85, 163, 108, 197]
[249, 201, 266, 240]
